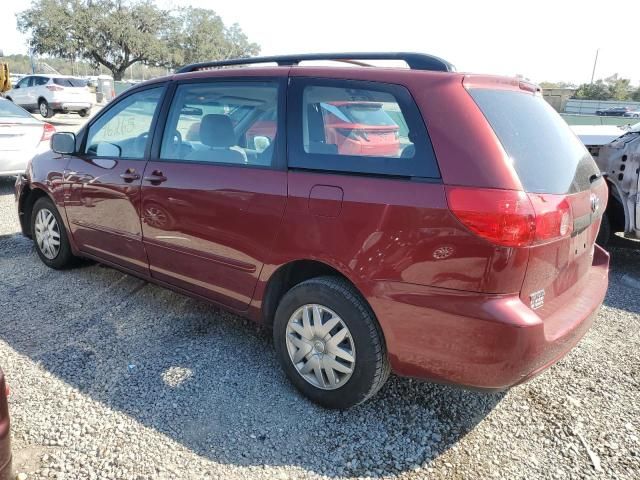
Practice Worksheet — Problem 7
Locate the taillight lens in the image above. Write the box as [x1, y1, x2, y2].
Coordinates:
[528, 193, 573, 243]
[46, 85, 64, 91]
[446, 187, 573, 247]
[41, 122, 56, 142]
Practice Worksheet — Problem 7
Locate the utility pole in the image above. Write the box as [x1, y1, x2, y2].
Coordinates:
[590, 48, 599, 84]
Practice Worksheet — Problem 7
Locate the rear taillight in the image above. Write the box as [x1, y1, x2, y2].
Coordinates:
[46, 85, 64, 91]
[528, 193, 573, 243]
[446, 187, 573, 248]
[41, 123, 56, 142]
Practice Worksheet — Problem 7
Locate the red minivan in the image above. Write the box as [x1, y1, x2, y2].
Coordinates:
[15, 53, 609, 409]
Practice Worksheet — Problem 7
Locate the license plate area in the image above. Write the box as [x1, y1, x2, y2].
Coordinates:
[570, 228, 591, 261]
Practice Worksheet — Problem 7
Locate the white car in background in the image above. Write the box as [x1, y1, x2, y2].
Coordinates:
[0, 98, 55, 177]
[5, 74, 93, 118]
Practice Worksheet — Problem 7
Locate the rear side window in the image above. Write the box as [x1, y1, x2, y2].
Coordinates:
[34, 77, 49, 86]
[53, 78, 87, 87]
[469, 89, 599, 194]
[289, 78, 439, 178]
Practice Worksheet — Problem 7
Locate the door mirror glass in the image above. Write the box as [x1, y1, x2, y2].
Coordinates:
[95, 142, 122, 157]
[50, 132, 76, 155]
[253, 135, 271, 153]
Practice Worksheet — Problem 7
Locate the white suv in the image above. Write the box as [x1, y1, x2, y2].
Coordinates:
[5, 75, 93, 118]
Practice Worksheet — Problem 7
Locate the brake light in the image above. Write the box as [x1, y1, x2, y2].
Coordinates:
[46, 85, 64, 91]
[446, 187, 573, 247]
[528, 193, 573, 242]
[41, 122, 56, 142]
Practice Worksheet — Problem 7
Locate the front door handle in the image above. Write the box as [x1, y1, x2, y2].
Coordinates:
[143, 170, 167, 185]
[120, 169, 140, 182]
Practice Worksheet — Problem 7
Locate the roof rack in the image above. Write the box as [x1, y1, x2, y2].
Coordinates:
[176, 52, 455, 74]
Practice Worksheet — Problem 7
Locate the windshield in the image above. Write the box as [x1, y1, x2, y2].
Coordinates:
[0, 99, 33, 118]
[630, 121, 640, 132]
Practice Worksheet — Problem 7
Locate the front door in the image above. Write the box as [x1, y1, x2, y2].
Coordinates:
[64, 85, 166, 274]
[11, 76, 32, 107]
[141, 79, 287, 310]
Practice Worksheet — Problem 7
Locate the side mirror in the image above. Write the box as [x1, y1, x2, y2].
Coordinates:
[13, 84, 19, 89]
[51, 132, 76, 155]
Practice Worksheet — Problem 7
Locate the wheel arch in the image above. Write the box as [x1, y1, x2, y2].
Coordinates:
[605, 178, 629, 233]
[18, 185, 54, 237]
[260, 258, 365, 328]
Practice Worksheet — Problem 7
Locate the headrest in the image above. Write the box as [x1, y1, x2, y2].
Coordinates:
[199, 114, 236, 148]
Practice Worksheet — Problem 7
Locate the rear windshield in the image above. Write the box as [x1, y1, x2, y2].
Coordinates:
[335, 103, 396, 126]
[469, 89, 599, 194]
[53, 78, 87, 87]
[0, 100, 32, 118]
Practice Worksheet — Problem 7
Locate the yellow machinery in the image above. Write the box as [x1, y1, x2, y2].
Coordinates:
[0, 61, 11, 93]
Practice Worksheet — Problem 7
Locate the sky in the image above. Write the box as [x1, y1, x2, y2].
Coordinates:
[2, 0, 639, 85]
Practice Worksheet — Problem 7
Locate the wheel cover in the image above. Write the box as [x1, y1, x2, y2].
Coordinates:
[39, 102, 47, 116]
[285, 304, 356, 390]
[143, 205, 168, 228]
[34, 208, 61, 259]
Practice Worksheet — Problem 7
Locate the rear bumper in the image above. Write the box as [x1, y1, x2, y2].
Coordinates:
[0, 371, 11, 480]
[50, 102, 91, 112]
[0, 455, 10, 480]
[368, 245, 609, 389]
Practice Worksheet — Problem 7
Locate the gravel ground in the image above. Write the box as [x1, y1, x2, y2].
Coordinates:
[0, 176, 638, 480]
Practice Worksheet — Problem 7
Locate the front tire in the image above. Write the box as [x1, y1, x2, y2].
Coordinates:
[78, 108, 90, 118]
[31, 197, 76, 269]
[38, 99, 54, 118]
[273, 276, 390, 409]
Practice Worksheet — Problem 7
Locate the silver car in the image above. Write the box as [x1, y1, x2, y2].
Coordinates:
[0, 98, 54, 177]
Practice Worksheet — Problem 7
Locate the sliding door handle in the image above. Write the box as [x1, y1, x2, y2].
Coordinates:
[143, 171, 167, 184]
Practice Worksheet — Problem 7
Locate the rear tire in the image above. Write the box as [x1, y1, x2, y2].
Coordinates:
[38, 99, 54, 118]
[273, 276, 390, 409]
[78, 108, 90, 118]
[596, 213, 611, 248]
[30, 196, 76, 269]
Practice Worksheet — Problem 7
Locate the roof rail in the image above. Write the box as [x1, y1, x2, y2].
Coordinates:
[176, 52, 455, 74]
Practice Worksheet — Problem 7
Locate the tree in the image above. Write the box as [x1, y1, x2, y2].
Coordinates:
[17, 1, 259, 80]
[574, 80, 611, 100]
[539, 81, 577, 89]
[167, 7, 259, 67]
[573, 74, 634, 101]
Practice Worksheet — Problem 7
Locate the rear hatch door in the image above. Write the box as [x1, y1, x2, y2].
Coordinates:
[468, 87, 607, 316]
